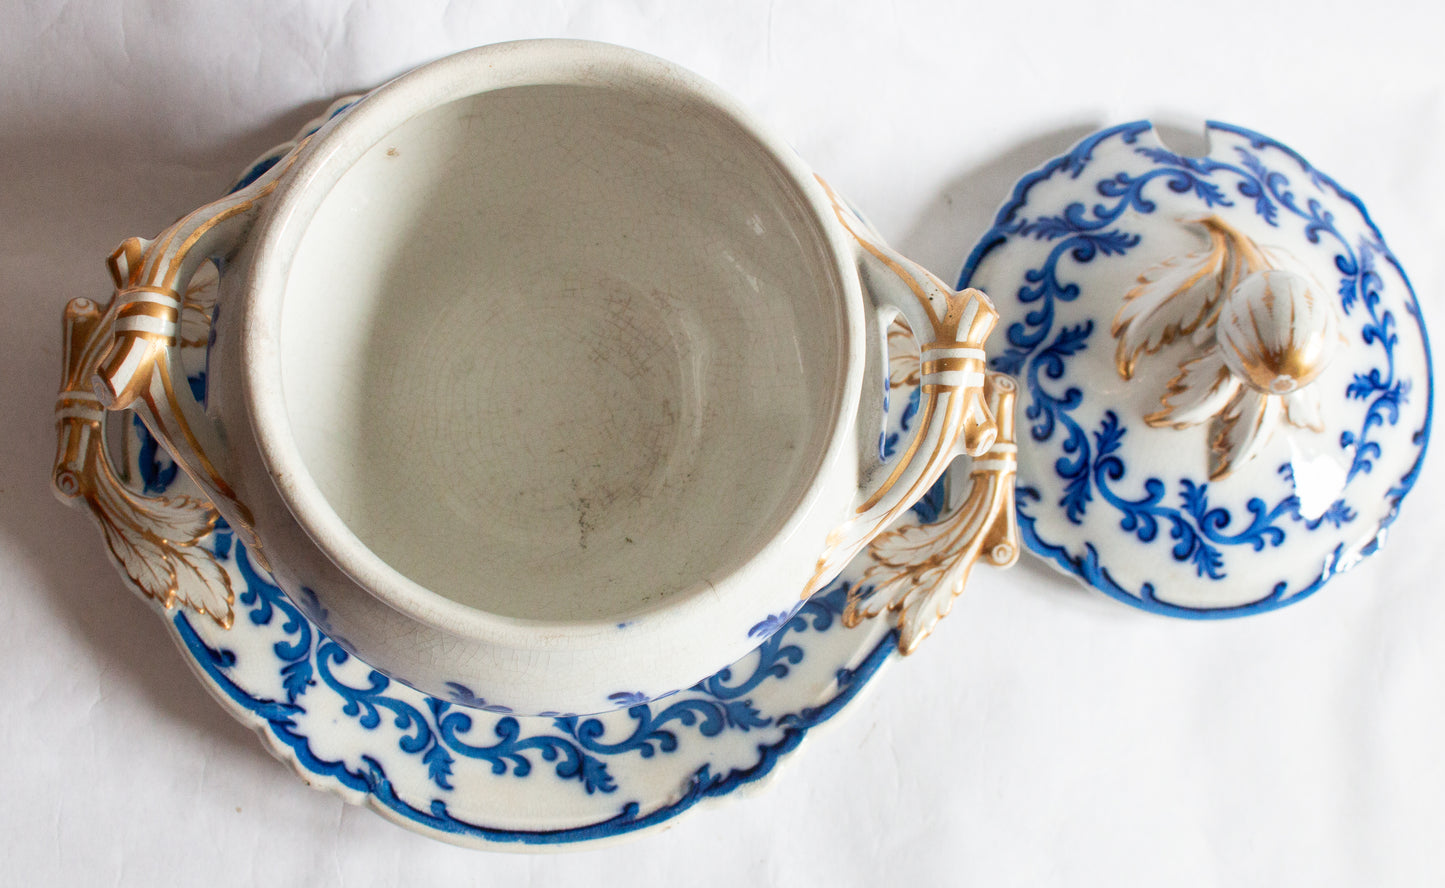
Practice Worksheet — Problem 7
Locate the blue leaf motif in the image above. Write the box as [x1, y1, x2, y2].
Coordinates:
[442, 681, 513, 713]
[1188, 538, 1226, 578]
[992, 348, 1026, 376]
[1189, 178, 1229, 207]
[1179, 479, 1209, 517]
[1019, 214, 1077, 241]
[133, 416, 179, 495]
[569, 753, 617, 796]
[423, 744, 455, 790]
[722, 700, 769, 731]
[909, 477, 948, 524]
[1236, 147, 1269, 181]
[281, 661, 314, 703]
[1133, 145, 1189, 168]
[1094, 410, 1126, 458]
[1059, 470, 1093, 525]
[1347, 370, 1386, 400]
[1045, 320, 1093, 375]
[747, 607, 799, 641]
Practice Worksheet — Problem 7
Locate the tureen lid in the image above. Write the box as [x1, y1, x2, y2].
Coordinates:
[961, 121, 1433, 617]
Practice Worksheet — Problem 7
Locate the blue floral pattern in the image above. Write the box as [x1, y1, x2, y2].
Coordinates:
[961, 121, 1432, 616]
[170, 532, 896, 846]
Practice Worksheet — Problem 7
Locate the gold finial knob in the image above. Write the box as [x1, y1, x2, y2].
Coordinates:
[1217, 269, 1341, 396]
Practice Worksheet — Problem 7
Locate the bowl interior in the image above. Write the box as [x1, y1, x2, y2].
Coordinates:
[279, 81, 845, 622]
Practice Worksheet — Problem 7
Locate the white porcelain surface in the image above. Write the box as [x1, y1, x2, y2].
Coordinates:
[81, 40, 1001, 715]
[280, 82, 839, 623]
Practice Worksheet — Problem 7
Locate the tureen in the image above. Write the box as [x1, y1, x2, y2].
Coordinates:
[49, 41, 1431, 851]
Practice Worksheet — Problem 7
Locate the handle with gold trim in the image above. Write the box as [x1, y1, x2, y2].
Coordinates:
[844, 371, 1021, 653]
[802, 179, 1000, 599]
[53, 291, 240, 627]
[86, 148, 306, 566]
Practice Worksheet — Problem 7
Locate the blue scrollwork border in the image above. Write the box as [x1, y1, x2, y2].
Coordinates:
[147, 410, 892, 843]
[171, 575, 893, 845]
[144, 356, 898, 843]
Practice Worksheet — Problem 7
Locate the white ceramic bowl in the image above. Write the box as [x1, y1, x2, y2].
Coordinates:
[84, 40, 1001, 714]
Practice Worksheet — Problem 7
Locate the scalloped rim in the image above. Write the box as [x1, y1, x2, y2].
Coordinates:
[162, 600, 896, 849]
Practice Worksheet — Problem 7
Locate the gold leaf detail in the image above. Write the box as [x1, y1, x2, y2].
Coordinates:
[54, 295, 234, 627]
[1113, 216, 1267, 379]
[843, 373, 1021, 654]
[1115, 216, 1339, 480]
[888, 320, 921, 388]
[1209, 388, 1280, 481]
[1146, 346, 1240, 429]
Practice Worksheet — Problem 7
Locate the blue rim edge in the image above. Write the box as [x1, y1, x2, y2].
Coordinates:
[172, 606, 896, 845]
[959, 119, 1434, 619]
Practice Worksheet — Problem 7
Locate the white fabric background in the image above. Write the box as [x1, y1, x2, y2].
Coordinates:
[3, 1, 1443, 884]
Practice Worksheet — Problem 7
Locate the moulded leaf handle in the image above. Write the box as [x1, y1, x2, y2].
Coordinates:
[54, 296, 236, 627]
[843, 371, 1021, 653]
[87, 147, 308, 566]
[802, 178, 1001, 599]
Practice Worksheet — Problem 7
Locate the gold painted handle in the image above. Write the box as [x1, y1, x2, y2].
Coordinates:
[802, 178, 1000, 598]
[54, 296, 237, 627]
[87, 148, 307, 564]
[844, 372, 1021, 653]
[94, 156, 288, 409]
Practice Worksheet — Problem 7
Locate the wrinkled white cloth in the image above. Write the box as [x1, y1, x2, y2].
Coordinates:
[2, 1, 1442, 885]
